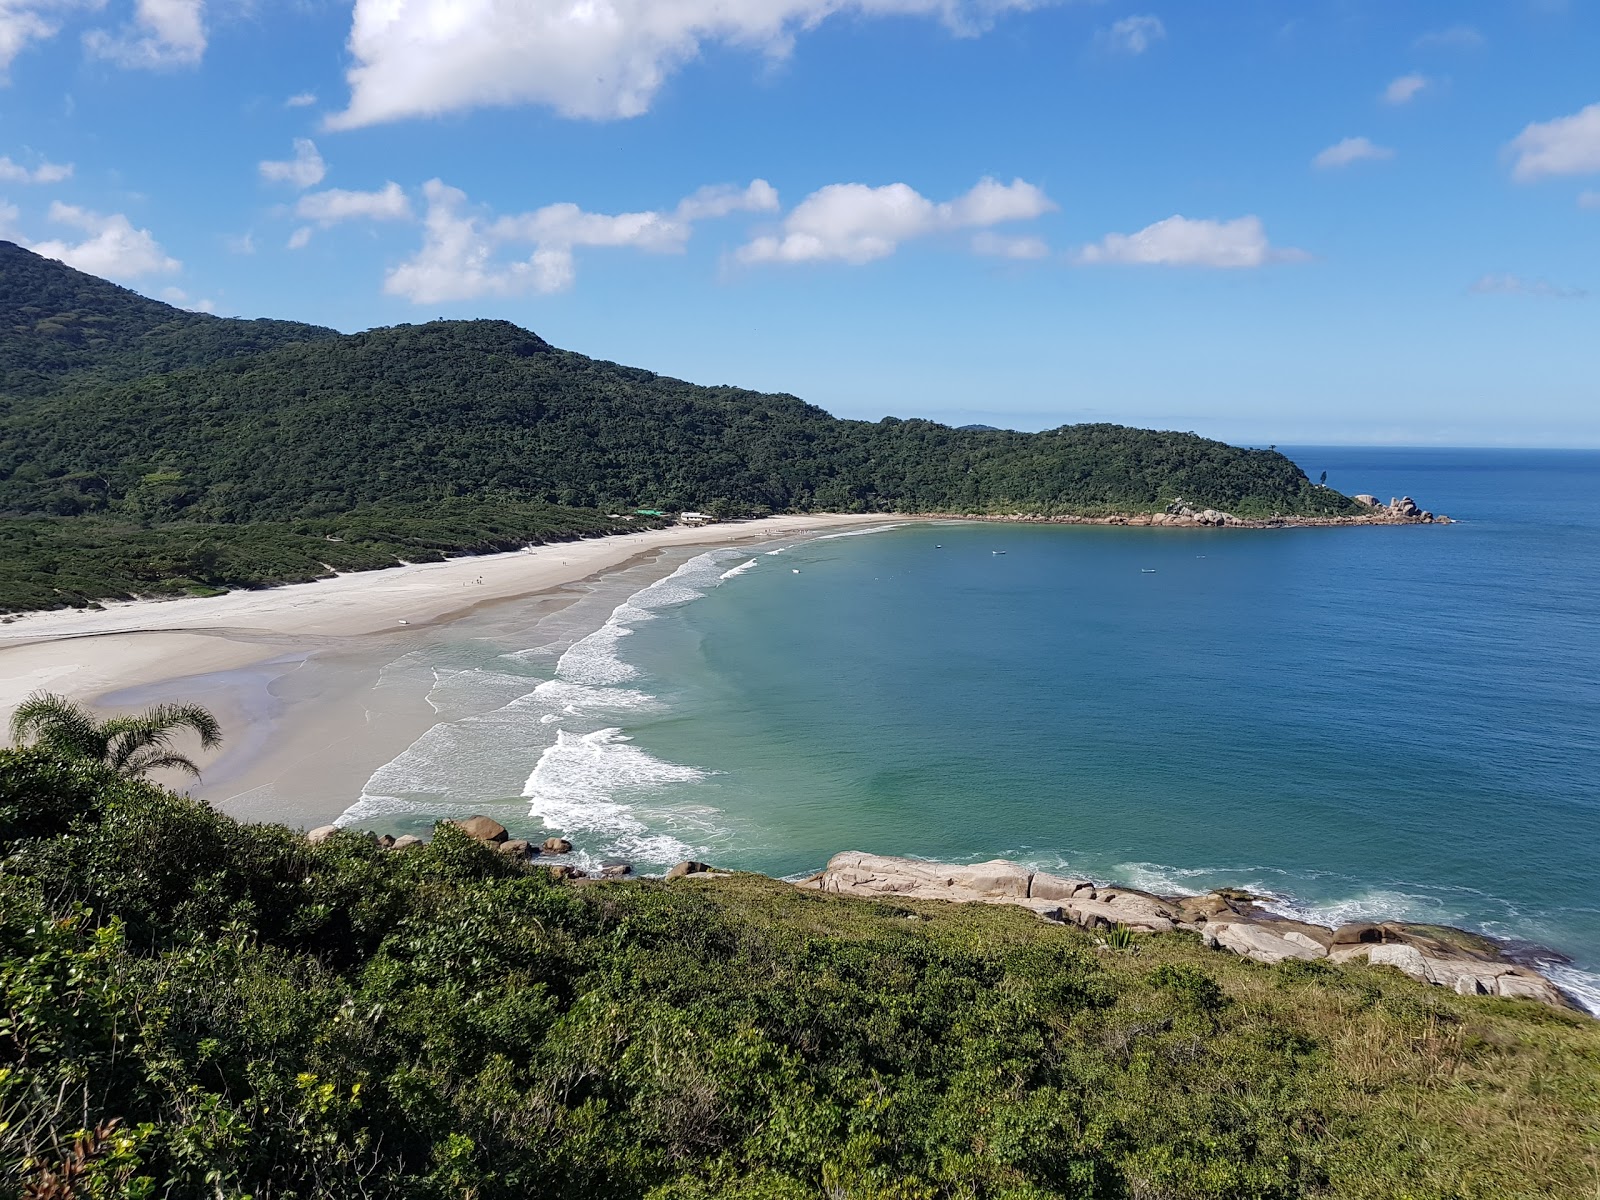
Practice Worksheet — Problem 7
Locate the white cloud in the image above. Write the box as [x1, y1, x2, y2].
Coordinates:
[972, 231, 1049, 259]
[1415, 25, 1482, 50]
[223, 231, 255, 254]
[259, 138, 327, 189]
[285, 91, 317, 108]
[1507, 102, 1600, 182]
[1103, 14, 1164, 55]
[0, 154, 72, 183]
[84, 0, 206, 68]
[674, 180, 779, 221]
[27, 201, 181, 279]
[1580, 190, 1600, 210]
[0, 0, 97, 74]
[1076, 214, 1306, 268]
[1312, 136, 1394, 170]
[296, 181, 412, 225]
[328, 0, 1050, 128]
[1468, 273, 1586, 299]
[1382, 73, 1428, 105]
[387, 177, 775, 303]
[737, 177, 1053, 265]
[287, 182, 412, 246]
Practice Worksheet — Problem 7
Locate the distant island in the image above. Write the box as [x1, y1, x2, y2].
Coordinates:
[2, 243, 1426, 612]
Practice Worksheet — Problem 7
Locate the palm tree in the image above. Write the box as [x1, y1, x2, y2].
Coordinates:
[9, 692, 223, 779]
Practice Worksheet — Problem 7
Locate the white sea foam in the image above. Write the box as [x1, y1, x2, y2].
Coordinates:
[812, 523, 903, 541]
[342, 547, 746, 868]
[721, 558, 759, 579]
[1542, 965, 1600, 1016]
[764, 546, 790, 555]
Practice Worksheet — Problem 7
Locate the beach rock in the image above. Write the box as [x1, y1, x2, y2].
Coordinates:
[543, 864, 583, 880]
[1028, 872, 1096, 902]
[390, 834, 424, 851]
[1203, 921, 1327, 965]
[667, 860, 712, 880]
[497, 839, 533, 859]
[1354, 494, 1380, 507]
[599, 860, 632, 878]
[813, 852, 1033, 902]
[377, 834, 396, 849]
[450, 815, 508, 843]
[543, 837, 574, 854]
[800, 851, 1577, 1013]
[306, 824, 340, 845]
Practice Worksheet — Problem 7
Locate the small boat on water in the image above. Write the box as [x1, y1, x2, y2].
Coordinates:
[1141, 568, 1156, 573]
[992, 550, 1006, 555]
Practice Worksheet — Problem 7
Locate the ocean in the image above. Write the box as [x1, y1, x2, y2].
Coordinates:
[341, 448, 1600, 1010]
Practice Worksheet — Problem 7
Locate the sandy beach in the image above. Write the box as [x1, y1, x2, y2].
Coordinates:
[0, 514, 902, 826]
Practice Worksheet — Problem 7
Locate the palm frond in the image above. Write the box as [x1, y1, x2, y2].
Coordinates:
[139, 703, 224, 750]
[118, 749, 204, 779]
[8, 693, 106, 761]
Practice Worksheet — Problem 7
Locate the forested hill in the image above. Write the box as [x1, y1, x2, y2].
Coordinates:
[0, 244, 1357, 609]
[0, 240, 336, 398]
[2, 316, 1346, 521]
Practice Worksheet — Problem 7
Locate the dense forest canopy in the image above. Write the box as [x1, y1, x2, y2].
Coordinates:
[0, 242, 1357, 610]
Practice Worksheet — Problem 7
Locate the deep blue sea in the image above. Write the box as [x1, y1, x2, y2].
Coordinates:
[345, 448, 1600, 1009]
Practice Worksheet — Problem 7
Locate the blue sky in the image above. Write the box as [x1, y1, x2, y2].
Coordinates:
[1, 0, 1596, 445]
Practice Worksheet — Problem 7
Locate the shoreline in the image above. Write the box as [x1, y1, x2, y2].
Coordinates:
[0, 514, 905, 825]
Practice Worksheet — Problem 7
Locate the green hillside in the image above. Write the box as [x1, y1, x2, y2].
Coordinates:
[3, 747, 1596, 1199]
[0, 244, 1360, 611]
[0, 240, 336, 399]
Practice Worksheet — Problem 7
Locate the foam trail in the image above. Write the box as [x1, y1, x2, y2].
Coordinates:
[721, 558, 759, 579]
[812, 523, 903, 541]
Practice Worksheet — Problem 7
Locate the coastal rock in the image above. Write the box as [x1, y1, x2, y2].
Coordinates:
[543, 837, 574, 854]
[667, 860, 712, 880]
[1203, 921, 1327, 965]
[1354, 494, 1380, 507]
[306, 824, 340, 845]
[377, 834, 396, 849]
[497, 838, 533, 859]
[391, 834, 424, 851]
[451, 815, 508, 843]
[543, 864, 583, 880]
[809, 854, 1176, 932]
[599, 859, 632, 878]
[801, 852, 1576, 1012]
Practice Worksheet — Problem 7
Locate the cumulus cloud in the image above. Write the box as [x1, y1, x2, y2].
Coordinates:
[84, 0, 206, 68]
[1076, 214, 1306, 268]
[287, 182, 413, 247]
[737, 177, 1053, 266]
[285, 91, 317, 108]
[674, 180, 780, 222]
[259, 138, 327, 189]
[1312, 136, 1394, 170]
[1468, 273, 1586, 299]
[328, 0, 1049, 128]
[1103, 14, 1164, 55]
[1415, 25, 1483, 50]
[27, 201, 180, 279]
[297, 181, 412, 225]
[972, 231, 1049, 259]
[1507, 102, 1600, 182]
[0, 154, 72, 183]
[1382, 73, 1428, 105]
[387, 177, 777, 303]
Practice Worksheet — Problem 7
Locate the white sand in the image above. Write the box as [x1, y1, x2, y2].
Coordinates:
[0, 514, 902, 824]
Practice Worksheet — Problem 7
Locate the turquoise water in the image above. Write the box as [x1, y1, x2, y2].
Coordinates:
[348, 449, 1600, 1008]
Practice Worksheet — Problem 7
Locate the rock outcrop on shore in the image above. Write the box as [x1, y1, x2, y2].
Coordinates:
[805, 852, 1570, 1010]
[930, 494, 1451, 529]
